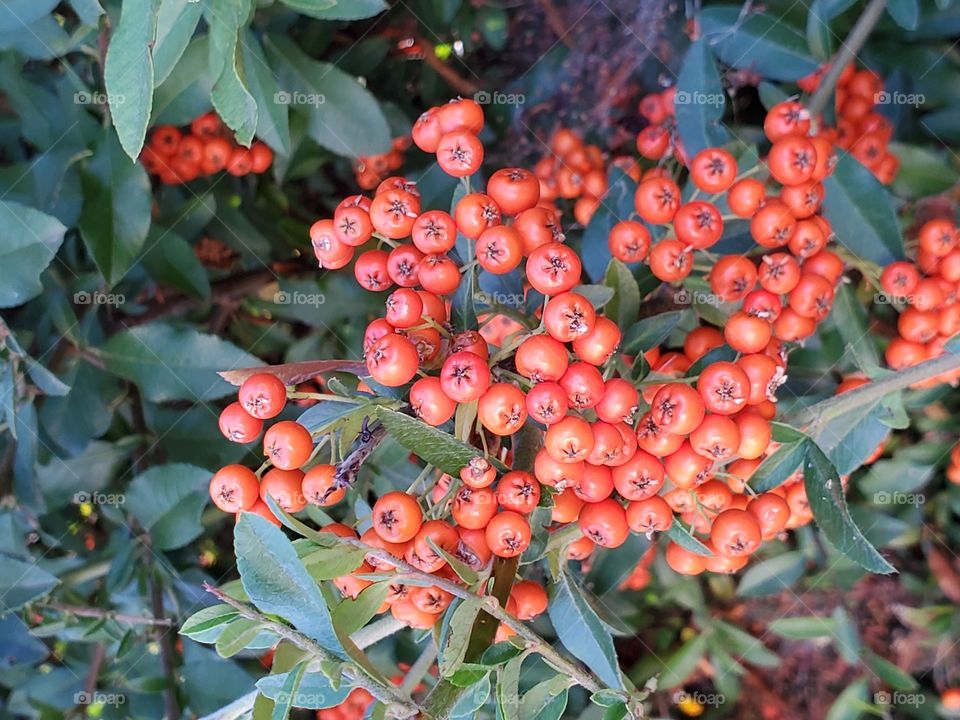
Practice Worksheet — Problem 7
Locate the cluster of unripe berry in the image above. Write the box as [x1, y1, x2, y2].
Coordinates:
[139, 112, 273, 184]
[354, 137, 412, 190]
[880, 218, 960, 383]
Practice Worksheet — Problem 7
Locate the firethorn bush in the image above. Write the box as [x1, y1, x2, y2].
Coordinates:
[8, 1, 960, 719]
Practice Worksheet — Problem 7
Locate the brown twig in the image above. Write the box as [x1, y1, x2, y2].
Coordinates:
[536, 0, 575, 48]
[333, 419, 386, 490]
[807, 0, 888, 118]
[43, 601, 175, 627]
[417, 36, 482, 96]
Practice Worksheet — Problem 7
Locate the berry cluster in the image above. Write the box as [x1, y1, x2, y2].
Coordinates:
[354, 137, 412, 190]
[208, 86, 908, 625]
[139, 112, 273, 185]
[880, 218, 960, 380]
[637, 62, 898, 186]
[798, 64, 899, 185]
[533, 129, 611, 226]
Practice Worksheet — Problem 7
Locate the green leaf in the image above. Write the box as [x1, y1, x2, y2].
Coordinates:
[887, 0, 919, 29]
[278, 0, 387, 20]
[827, 283, 880, 372]
[547, 569, 622, 689]
[207, 0, 257, 146]
[890, 142, 960, 198]
[0, 555, 58, 612]
[711, 620, 780, 668]
[769, 616, 836, 639]
[234, 513, 344, 656]
[825, 678, 869, 720]
[256, 670, 351, 709]
[665, 523, 713, 557]
[863, 650, 917, 691]
[518, 675, 573, 720]
[736, 551, 806, 597]
[376, 407, 484, 475]
[141, 226, 211, 298]
[266, 35, 391, 157]
[699, 6, 818, 81]
[330, 582, 390, 636]
[104, 0, 159, 159]
[242, 32, 291, 156]
[803, 442, 895, 574]
[153, 0, 203, 84]
[806, 0, 833, 60]
[100, 323, 262, 402]
[622, 311, 686, 355]
[497, 651, 526, 720]
[271, 660, 307, 720]
[180, 604, 238, 640]
[449, 673, 490, 718]
[748, 439, 807, 492]
[603, 259, 640, 328]
[440, 599, 483, 677]
[0, 1, 58, 32]
[658, 635, 708, 688]
[125, 463, 211, 550]
[152, 36, 214, 126]
[214, 617, 261, 657]
[674, 38, 729, 156]
[830, 606, 861, 664]
[821, 154, 904, 266]
[78, 130, 152, 285]
[579, 167, 638, 281]
[0, 200, 66, 307]
[301, 545, 366, 580]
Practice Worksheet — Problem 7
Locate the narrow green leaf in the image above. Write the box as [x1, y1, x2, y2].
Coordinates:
[622, 310, 686, 355]
[603, 259, 641, 327]
[153, 0, 203, 84]
[207, 0, 257, 146]
[440, 599, 483, 677]
[214, 617, 261, 657]
[674, 38, 729, 155]
[278, 0, 387, 20]
[376, 407, 487, 475]
[736, 551, 806, 597]
[104, 0, 159, 159]
[665, 523, 713, 557]
[547, 570, 622, 689]
[803, 442, 895, 573]
[658, 635, 708, 688]
[518, 675, 573, 720]
[887, 0, 919, 29]
[768, 616, 836, 639]
[748, 440, 807, 492]
[78, 130, 152, 286]
[272, 661, 307, 720]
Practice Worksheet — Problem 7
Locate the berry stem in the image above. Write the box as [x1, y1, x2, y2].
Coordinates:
[287, 392, 365, 403]
[807, 0, 888, 119]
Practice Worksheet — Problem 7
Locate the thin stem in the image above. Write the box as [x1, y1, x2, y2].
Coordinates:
[400, 641, 438, 695]
[784, 350, 960, 430]
[204, 584, 420, 718]
[287, 392, 364, 404]
[333, 537, 612, 696]
[42, 601, 175, 627]
[807, 0, 888, 118]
